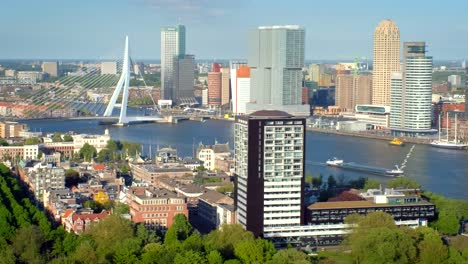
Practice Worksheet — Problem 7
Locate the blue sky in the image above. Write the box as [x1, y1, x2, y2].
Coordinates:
[1, 0, 467, 60]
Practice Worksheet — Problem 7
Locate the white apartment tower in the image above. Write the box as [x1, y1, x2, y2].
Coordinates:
[234, 110, 305, 237]
[390, 42, 433, 136]
[161, 25, 186, 101]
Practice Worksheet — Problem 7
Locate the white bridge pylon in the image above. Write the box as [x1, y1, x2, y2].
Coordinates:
[103, 36, 131, 125]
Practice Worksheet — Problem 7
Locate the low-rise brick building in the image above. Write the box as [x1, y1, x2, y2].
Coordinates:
[126, 187, 188, 230]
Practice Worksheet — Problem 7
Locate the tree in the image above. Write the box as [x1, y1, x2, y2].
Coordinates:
[327, 175, 337, 190]
[63, 134, 73, 142]
[345, 212, 417, 264]
[204, 224, 254, 259]
[268, 248, 309, 264]
[11, 225, 45, 264]
[216, 184, 234, 195]
[387, 177, 421, 189]
[173, 250, 207, 264]
[328, 191, 364, 202]
[363, 178, 380, 190]
[79, 143, 97, 162]
[24, 137, 41, 145]
[64, 169, 80, 188]
[432, 211, 460, 235]
[312, 176, 322, 189]
[206, 250, 223, 264]
[416, 227, 449, 264]
[114, 203, 130, 215]
[164, 214, 193, 247]
[52, 132, 63, 142]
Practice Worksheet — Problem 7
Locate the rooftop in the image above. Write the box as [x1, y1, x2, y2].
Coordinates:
[308, 199, 433, 210]
[249, 110, 292, 118]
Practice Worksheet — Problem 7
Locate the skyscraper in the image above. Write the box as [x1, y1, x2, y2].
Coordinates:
[42, 61, 59, 77]
[372, 20, 400, 106]
[336, 74, 372, 111]
[230, 62, 248, 114]
[390, 42, 433, 136]
[234, 110, 305, 237]
[221, 68, 230, 107]
[174, 55, 195, 101]
[161, 25, 186, 101]
[208, 70, 222, 107]
[247, 25, 309, 115]
[233, 65, 251, 114]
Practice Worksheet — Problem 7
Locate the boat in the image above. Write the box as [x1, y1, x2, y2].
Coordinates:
[326, 158, 403, 177]
[431, 112, 468, 150]
[325, 157, 343, 166]
[389, 138, 405, 146]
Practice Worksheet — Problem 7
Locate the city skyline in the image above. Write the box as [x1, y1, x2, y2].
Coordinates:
[1, 0, 468, 60]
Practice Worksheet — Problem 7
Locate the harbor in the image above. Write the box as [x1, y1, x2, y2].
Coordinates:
[22, 119, 468, 200]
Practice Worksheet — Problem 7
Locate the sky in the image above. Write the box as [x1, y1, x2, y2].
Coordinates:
[1, 0, 468, 61]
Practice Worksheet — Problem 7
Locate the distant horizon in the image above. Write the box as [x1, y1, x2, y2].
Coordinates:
[0, 58, 465, 65]
[1, 0, 468, 60]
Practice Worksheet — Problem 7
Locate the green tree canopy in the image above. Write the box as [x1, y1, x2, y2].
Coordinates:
[387, 177, 421, 189]
[24, 137, 41, 145]
[52, 132, 63, 142]
[363, 178, 380, 190]
[63, 134, 73, 142]
[79, 143, 97, 162]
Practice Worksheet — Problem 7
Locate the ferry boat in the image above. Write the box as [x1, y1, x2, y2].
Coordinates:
[431, 113, 468, 150]
[326, 158, 403, 177]
[389, 138, 405, 146]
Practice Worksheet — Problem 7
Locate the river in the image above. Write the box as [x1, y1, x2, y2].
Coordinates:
[23, 119, 468, 200]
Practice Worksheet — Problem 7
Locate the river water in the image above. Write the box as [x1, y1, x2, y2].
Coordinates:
[23, 119, 468, 200]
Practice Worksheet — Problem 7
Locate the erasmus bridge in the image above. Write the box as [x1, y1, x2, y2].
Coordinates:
[20, 36, 164, 125]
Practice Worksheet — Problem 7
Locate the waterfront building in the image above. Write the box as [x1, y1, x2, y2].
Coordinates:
[72, 129, 111, 153]
[101, 61, 117, 75]
[197, 142, 230, 171]
[197, 189, 235, 231]
[174, 54, 195, 103]
[42, 142, 74, 158]
[208, 71, 222, 106]
[0, 121, 26, 138]
[341, 104, 390, 129]
[231, 64, 250, 115]
[42, 61, 59, 77]
[161, 25, 186, 101]
[247, 25, 309, 115]
[234, 110, 306, 237]
[390, 42, 434, 136]
[335, 74, 372, 112]
[372, 20, 400, 106]
[221, 68, 230, 107]
[448, 75, 461, 86]
[126, 186, 188, 230]
[202, 89, 208, 106]
[335, 75, 354, 111]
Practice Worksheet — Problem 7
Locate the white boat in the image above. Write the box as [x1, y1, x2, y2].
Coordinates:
[326, 157, 343, 166]
[431, 113, 468, 150]
[385, 165, 404, 176]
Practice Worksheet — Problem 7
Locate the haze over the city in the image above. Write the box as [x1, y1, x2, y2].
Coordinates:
[1, 0, 468, 60]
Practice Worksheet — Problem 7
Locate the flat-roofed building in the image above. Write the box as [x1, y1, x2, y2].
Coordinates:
[42, 61, 59, 77]
[127, 186, 188, 230]
[341, 104, 390, 129]
[101, 61, 117, 75]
